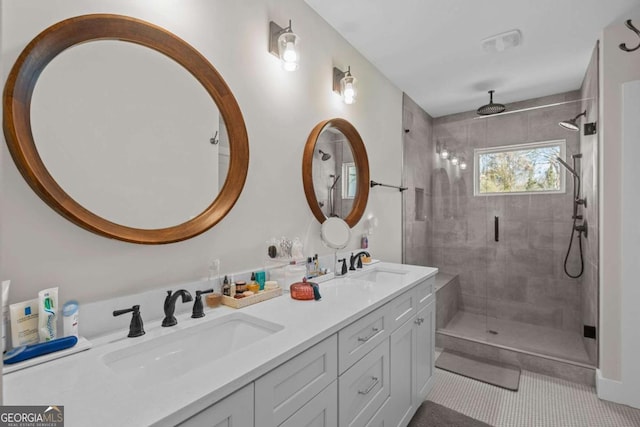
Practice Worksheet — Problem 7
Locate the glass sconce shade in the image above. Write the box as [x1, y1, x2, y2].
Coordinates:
[340, 67, 357, 104]
[333, 66, 357, 104]
[269, 20, 300, 72]
[278, 31, 300, 71]
[440, 147, 449, 160]
[450, 153, 459, 165]
[459, 159, 468, 170]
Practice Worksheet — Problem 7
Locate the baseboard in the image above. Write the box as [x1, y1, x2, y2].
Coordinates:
[596, 369, 640, 409]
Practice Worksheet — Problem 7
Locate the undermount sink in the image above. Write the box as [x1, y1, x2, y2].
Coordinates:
[352, 266, 409, 283]
[102, 312, 283, 383]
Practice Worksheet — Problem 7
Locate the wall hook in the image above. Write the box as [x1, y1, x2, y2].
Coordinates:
[209, 130, 219, 145]
[619, 19, 640, 53]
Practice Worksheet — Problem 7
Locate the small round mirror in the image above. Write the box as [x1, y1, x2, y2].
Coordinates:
[320, 217, 351, 249]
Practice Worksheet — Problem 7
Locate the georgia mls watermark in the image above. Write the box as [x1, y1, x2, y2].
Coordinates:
[0, 406, 64, 427]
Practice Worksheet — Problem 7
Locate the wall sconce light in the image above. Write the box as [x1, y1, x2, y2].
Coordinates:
[333, 66, 358, 104]
[450, 152, 459, 166]
[439, 146, 449, 160]
[269, 20, 300, 71]
[459, 157, 468, 170]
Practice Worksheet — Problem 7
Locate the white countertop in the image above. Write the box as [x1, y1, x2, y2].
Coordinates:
[3, 262, 437, 427]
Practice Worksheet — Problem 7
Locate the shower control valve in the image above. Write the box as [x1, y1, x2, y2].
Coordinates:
[574, 224, 588, 238]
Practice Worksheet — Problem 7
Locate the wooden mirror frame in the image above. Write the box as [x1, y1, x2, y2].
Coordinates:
[3, 14, 249, 244]
[302, 118, 370, 227]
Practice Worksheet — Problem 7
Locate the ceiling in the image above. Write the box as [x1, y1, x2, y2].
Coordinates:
[305, 0, 640, 117]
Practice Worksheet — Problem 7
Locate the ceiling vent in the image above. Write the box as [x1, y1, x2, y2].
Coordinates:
[481, 29, 522, 53]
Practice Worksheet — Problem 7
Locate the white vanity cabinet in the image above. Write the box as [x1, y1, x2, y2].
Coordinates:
[174, 275, 435, 427]
[177, 383, 254, 427]
[387, 279, 436, 427]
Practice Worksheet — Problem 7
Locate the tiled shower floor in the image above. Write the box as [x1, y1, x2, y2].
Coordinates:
[440, 311, 593, 366]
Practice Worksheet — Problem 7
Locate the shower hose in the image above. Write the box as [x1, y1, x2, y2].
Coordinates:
[563, 174, 585, 278]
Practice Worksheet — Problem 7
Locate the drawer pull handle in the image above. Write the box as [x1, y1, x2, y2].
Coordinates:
[357, 328, 379, 342]
[418, 317, 424, 324]
[358, 377, 379, 395]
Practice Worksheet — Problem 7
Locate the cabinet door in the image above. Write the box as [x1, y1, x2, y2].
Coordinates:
[414, 300, 435, 403]
[177, 383, 254, 427]
[388, 316, 416, 427]
[279, 381, 337, 427]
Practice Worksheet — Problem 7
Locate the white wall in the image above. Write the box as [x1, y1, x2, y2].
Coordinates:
[0, 0, 403, 304]
[597, 9, 640, 408]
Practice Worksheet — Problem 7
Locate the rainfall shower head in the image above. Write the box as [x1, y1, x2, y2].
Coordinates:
[559, 111, 586, 131]
[477, 90, 506, 116]
[319, 150, 331, 161]
[556, 157, 579, 178]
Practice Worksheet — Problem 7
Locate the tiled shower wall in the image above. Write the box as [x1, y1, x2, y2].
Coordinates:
[579, 45, 599, 365]
[402, 94, 434, 266]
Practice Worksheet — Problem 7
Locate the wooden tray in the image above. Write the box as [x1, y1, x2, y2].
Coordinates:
[221, 287, 283, 309]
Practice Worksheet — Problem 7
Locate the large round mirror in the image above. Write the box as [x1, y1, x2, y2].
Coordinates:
[302, 118, 369, 227]
[3, 14, 249, 244]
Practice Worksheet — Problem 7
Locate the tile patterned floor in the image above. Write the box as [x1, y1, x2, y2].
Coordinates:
[426, 368, 640, 426]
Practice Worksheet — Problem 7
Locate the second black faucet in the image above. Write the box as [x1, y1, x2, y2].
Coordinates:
[162, 289, 193, 327]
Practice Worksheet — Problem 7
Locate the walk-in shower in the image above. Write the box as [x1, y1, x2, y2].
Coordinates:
[402, 86, 599, 380]
[557, 155, 587, 278]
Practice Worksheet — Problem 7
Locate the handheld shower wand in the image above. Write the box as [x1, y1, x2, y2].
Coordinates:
[556, 155, 586, 278]
[556, 157, 579, 178]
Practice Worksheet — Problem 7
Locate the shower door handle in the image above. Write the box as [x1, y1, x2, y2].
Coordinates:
[494, 216, 499, 242]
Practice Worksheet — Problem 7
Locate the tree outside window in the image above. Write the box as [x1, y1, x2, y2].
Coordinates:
[474, 140, 566, 195]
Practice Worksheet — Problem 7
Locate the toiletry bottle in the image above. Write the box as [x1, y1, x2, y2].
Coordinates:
[306, 257, 313, 278]
[314, 254, 319, 276]
[221, 275, 230, 296]
[63, 300, 79, 338]
[255, 271, 266, 291]
[361, 234, 368, 249]
[248, 273, 260, 293]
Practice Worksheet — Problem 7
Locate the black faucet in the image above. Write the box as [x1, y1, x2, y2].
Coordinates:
[350, 251, 370, 270]
[113, 305, 145, 338]
[191, 289, 214, 318]
[337, 258, 348, 276]
[162, 290, 193, 327]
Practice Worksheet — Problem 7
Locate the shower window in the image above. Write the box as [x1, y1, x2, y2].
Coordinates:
[342, 162, 357, 199]
[474, 139, 566, 195]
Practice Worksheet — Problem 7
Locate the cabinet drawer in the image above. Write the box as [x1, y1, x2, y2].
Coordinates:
[178, 383, 254, 427]
[338, 305, 389, 374]
[387, 291, 416, 332]
[414, 278, 434, 310]
[338, 339, 390, 427]
[255, 335, 338, 427]
[364, 396, 389, 427]
[279, 381, 337, 427]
